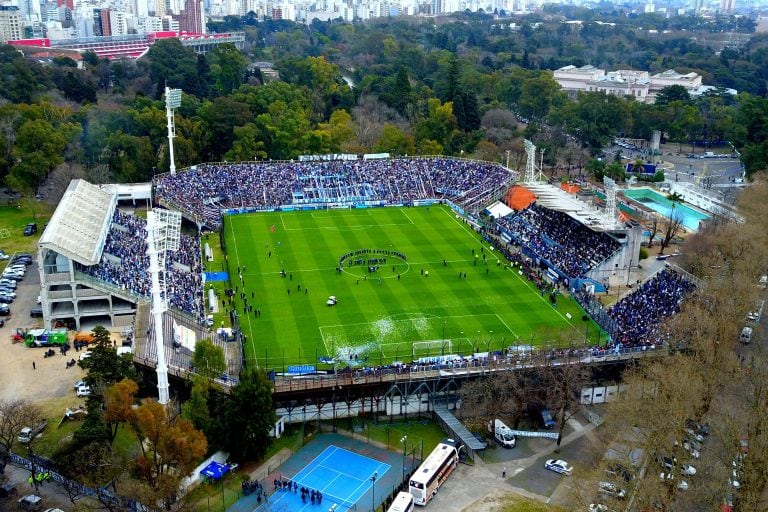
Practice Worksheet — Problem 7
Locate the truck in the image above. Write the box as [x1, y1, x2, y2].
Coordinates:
[18, 420, 47, 444]
[24, 329, 68, 348]
[488, 419, 516, 448]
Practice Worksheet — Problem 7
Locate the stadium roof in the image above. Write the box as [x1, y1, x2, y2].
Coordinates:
[39, 180, 117, 266]
[521, 182, 619, 231]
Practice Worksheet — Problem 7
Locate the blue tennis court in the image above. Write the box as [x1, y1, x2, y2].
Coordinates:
[259, 445, 390, 511]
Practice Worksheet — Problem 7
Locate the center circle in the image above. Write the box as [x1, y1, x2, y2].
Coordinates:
[339, 249, 409, 279]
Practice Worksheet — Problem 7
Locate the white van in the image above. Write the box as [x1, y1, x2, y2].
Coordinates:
[488, 419, 516, 448]
[740, 326, 753, 344]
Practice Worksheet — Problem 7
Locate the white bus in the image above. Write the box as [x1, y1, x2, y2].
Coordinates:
[386, 491, 415, 512]
[408, 438, 460, 505]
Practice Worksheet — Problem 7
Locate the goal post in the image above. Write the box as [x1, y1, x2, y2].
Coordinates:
[411, 339, 452, 359]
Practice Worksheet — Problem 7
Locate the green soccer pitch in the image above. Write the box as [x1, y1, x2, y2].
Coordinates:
[218, 205, 602, 370]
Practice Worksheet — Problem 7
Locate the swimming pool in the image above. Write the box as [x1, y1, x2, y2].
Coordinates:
[623, 188, 710, 231]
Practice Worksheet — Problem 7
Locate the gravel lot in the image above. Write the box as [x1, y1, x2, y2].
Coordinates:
[0, 258, 87, 404]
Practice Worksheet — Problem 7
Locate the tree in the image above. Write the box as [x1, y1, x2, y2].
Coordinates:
[221, 368, 276, 462]
[103, 379, 138, 443]
[192, 339, 226, 379]
[659, 193, 684, 255]
[81, 325, 136, 387]
[654, 85, 692, 106]
[129, 401, 207, 508]
[207, 43, 249, 96]
[373, 123, 415, 156]
[458, 372, 525, 433]
[224, 124, 267, 162]
[143, 38, 201, 98]
[538, 362, 590, 449]
[0, 399, 40, 475]
[646, 218, 660, 248]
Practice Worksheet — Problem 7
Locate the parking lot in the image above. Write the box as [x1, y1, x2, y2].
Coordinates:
[0, 255, 87, 404]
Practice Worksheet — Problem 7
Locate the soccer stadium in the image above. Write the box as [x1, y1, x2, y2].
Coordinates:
[35, 152, 695, 384]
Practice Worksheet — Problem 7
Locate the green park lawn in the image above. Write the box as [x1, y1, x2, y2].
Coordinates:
[219, 205, 599, 370]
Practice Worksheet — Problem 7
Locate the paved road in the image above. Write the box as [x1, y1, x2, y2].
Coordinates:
[424, 416, 602, 511]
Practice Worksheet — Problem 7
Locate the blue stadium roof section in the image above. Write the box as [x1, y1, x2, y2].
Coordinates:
[39, 179, 117, 266]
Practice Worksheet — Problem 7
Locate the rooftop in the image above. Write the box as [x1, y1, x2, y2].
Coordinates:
[39, 179, 117, 265]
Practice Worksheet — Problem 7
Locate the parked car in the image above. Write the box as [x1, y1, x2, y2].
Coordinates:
[0, 305, 10, 316]
[18, 494, 42, 511]
[0, 250, 9, 260]
[680, 464, 697, 476]
[12, 255, 32, 265]
[660, 472, 689, 491]
[605, 463, 633, 481]
[75, 385, 91, 397]
[73, 379, 87, 389]
[23, 223, 38, 236]
[598, 481, 626, 499]
[544, 459, 573, 475]
[30, 307, 43, 318]
[0, 279, 18, 288]
[0, 295, 13, 304]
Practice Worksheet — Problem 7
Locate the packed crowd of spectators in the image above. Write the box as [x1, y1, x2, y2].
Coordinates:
[606, 268, 696, 346]
[495, 203, 620, 278]
[154, 158, 512, 229]
[79, 210, 206, 321]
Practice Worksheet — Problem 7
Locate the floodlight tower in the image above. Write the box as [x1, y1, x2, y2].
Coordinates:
[603, 176, 619, 228]
[165, 87, 182, 176]
[147, 208, 181, 404]
[523, 139, 541, 183]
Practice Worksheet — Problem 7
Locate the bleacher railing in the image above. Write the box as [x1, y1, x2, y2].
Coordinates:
[270, 345, 664, 394]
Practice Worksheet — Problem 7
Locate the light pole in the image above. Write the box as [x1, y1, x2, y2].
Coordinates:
[400, 436, 408, 480]
[370, 471, 378, 512]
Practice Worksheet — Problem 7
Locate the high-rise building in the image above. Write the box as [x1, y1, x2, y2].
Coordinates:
[93, 8, 112, 36]
[176, 0, 204, 33]
[720, 0, 735, 12]
[0, 5, 23, 42]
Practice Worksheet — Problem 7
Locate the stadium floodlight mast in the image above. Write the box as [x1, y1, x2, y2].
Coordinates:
[165, 86, 182, 176]
[523, 139, 543, 183]
[147, 207, 181, 404]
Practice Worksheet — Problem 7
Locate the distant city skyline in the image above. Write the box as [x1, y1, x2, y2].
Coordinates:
[0, 0, 763, 45]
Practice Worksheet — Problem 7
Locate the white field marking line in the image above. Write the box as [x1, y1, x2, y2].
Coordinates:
[440, 206, 479, 238]
[439, 206, 573, 326]
[319, 313, 500, 330]
[319, 326, 331, 358]
[243, 258, 478, 278]
[279, 221, 413, 232]
[310, 210, 372, 219]
[400, 208, 415, 224]
[228, 219, 258, 367]
[291, 446, 340, 481]
[495, 313, 519, 339]
[280, 214, 288, 231]
[504, 266, 573, 325]
[345, 461, 391, 504]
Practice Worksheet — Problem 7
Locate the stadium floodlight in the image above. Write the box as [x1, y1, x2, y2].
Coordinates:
[164, 87, 183, 175]
[523, 139, 542, 183]
[146, 208, 182, 405]
[165, 88, 182, 109]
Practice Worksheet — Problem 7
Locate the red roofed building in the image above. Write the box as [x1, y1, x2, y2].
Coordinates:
[8, 31, 244, 60]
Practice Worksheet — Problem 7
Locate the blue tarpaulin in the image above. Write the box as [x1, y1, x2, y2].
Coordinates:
[200, 461, 229, 480]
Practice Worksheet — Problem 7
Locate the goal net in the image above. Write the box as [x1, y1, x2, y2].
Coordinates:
[411, 339, 452, 359]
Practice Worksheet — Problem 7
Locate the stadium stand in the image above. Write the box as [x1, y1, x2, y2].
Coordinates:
[79, 210, 205, 321]
[154, 157, 514, 229]
[495, 203, 621, 278]
[606, 268, 695, 347]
